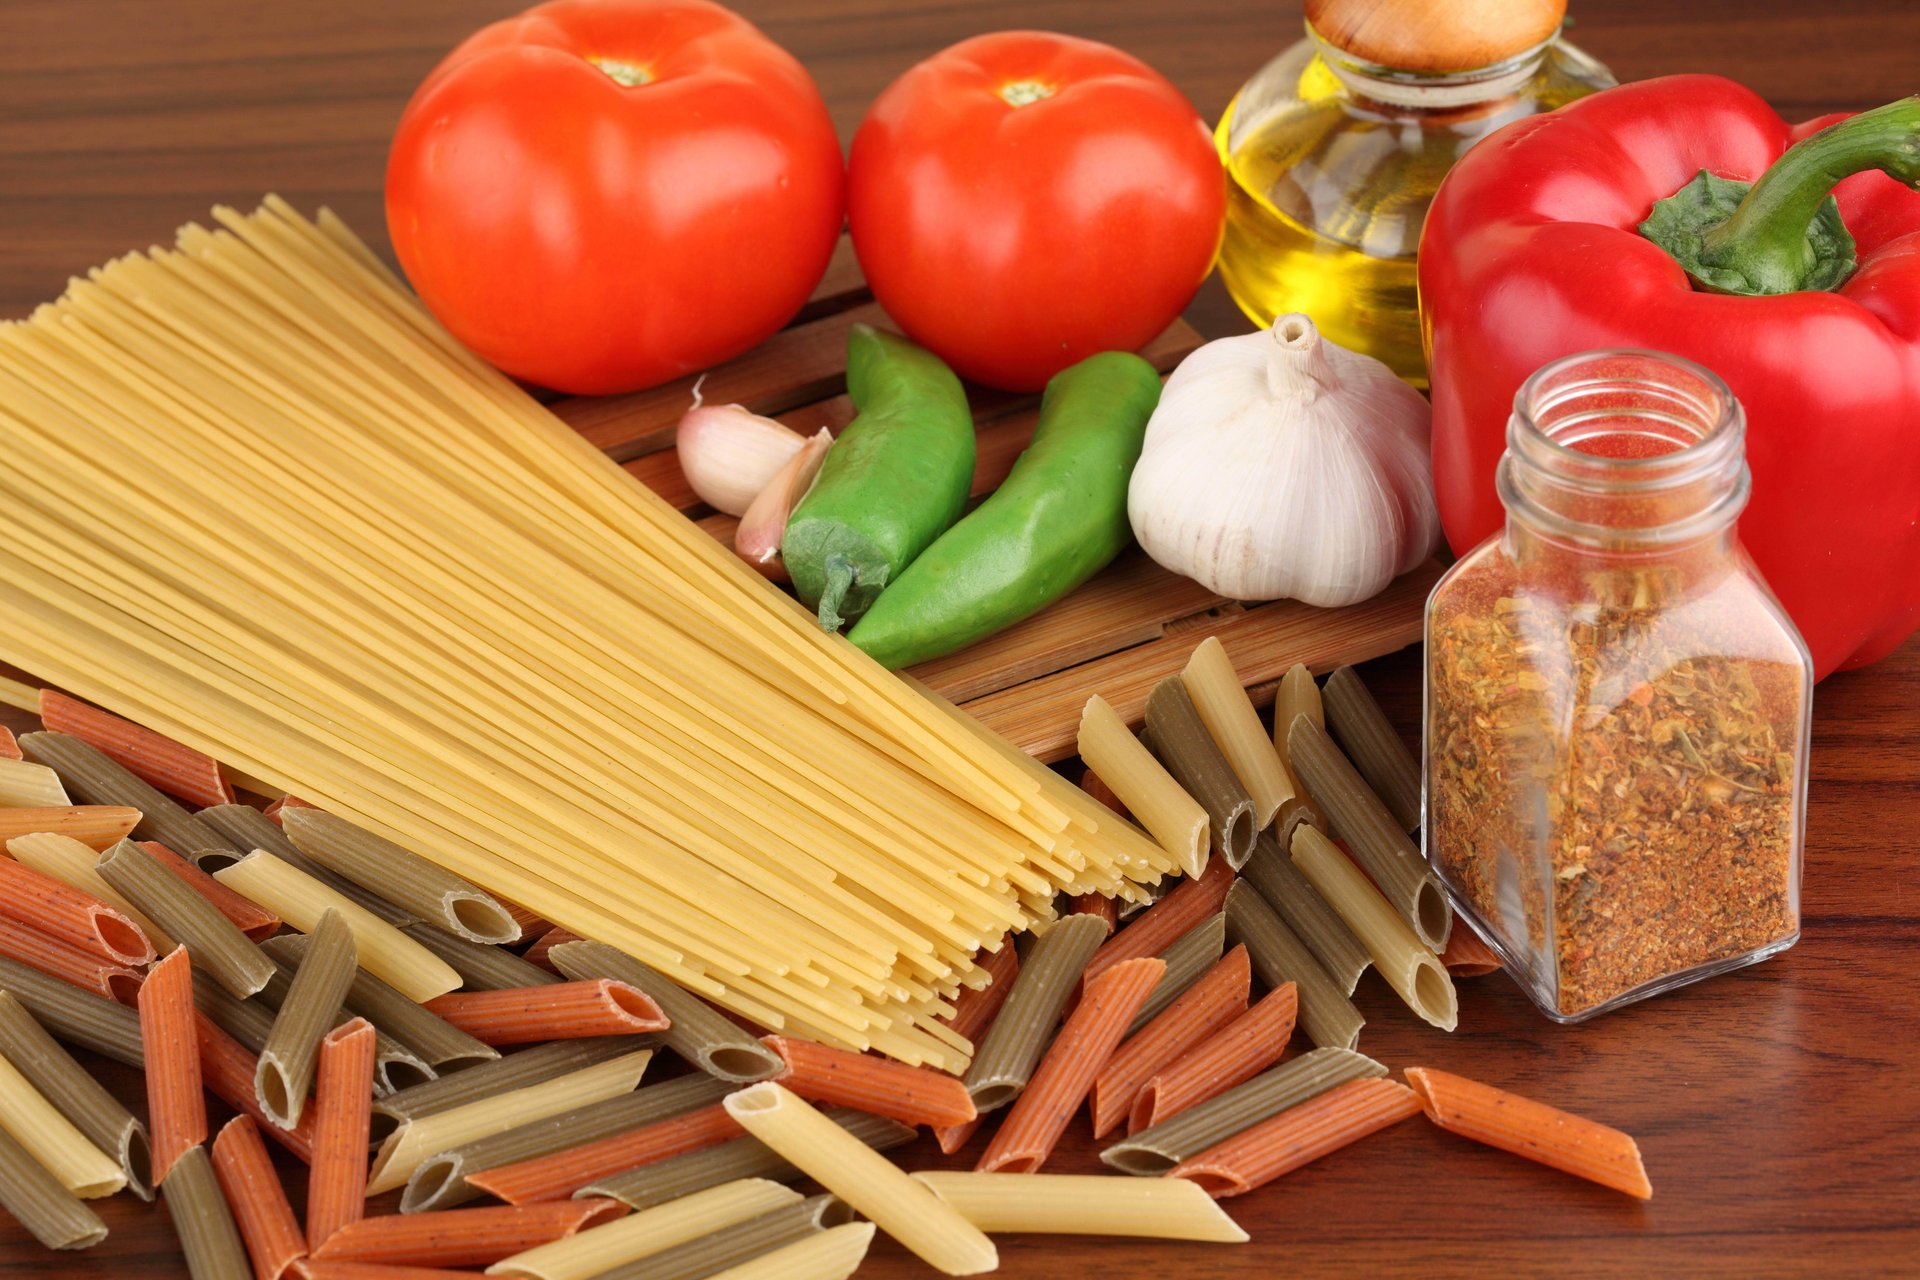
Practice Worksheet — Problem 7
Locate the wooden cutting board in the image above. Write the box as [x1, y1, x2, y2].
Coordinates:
[551, 240, 1436, 761]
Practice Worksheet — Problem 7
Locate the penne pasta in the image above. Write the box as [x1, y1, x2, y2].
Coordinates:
[281, 807, 518, 945]
[258, 909, 358, 1129]
[1066, 892, 1118, 934]
[1271, 662, 1324, 826]
[938, 936, 1017, 1047]
[371, 1037, 652, 1139]
[523, 926, 581, 972]
[213, 852, 459, 1002]
[1102, 1046, 1385, 1175]
[294, 1264, 476, 1280]
[38, 689, 234, 809]
[1240, 828, 1371, 995]
[0, 914, 143, 1003]
[0, 756, 69, 807]
[1291, 826, 1457, 1032]
[1322, 664, 1421, 833]
[429, 1076, 736, 1211]
[707, 1221, 874, 1280]
[1224, 880, 1362, 1050]
[1131, 981, 1296, 1134]
[311, 1201, 623, 1267]
[1130, 910, 1226, 1035]
[140, 842, 282, 942]
[0, 726, 18, 760]
[0, 804, 142, 852]
[978, 956, 1163, 1174]
[960, 912, 1106, 1113]
[162, 1143, 254, 1280]
[196, 804, 411, 925]
[307, 1018, 377, 1251]
[1143, 678, 1256, 869]
[0, 840, 156, 965]
[18, 731, 231, 863]
[1181, 637, 1294, 828]
[546, 940, 782, 1083]
[0, 954, 143, 1066]
[1440, 923, 1504, 977]
[405, 923, 558, 992]
[582, 1108, 915, 1210]
[1092, 945, 1249, 1138]
[140, 947, 206, 1185]
[366, 1048, 653, 1195]
[262, 933, 495, 1075]
[206, 961, 431, 1100]
[98, 839, 275, 997]
[0, 1120, 106, 1251]
[591, 1195, 842, 1280]
[210, 1116, 307, 1280]
[1170, 1076, 1421, 1197]
[421, 979, 668, 1045]
[499, 897, 553, 938]
[764, 1034, 975, 1128]
[1082, 856, 1233, 995]
[11, 832, 177, 955]
[724, 1082, 996, 1275]
[914, 1171, 1248, 1241]
[0, 1046, 125, 1197]
[262, 796, 315, 822]
[486, 1179, 802, 1280]
[1076, 696, 1207, 878]
[0, 991, 149, 1200]
[1405, 1066, 1653, 1199]
[1287, 715, 1451, 951]
[195, 1014, 314, 1162]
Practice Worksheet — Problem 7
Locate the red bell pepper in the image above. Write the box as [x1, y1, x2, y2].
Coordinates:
[1420, 75, 1920, 679]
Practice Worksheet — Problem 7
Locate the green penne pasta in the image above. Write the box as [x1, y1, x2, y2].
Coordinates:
[0, 993, 150, 1201]
[1224, 881, 1363, 1050]
[961, 913, 1107, 1112]
[262, 932, 496, 1074]
[596, 1194, 843, 1280]
[0, 1123, 106, 1250]
[1142, 679, 1257, 869]
[1241, 829, 1373, 996]
[256, 908, 357, 1128]
[372, 1036, 656, 1140]
[1130, 911, 1226, 1036]
[0, 957, 142, 1067]
[1100, 1046, 1385, 1175]
[197, 803, 414, 924]
[18, 732, 232, 867]
[218, 960, 430, 1096]
[159, 1144, 249, 1279]
[1323, 665, 1422, 833]
[581, 1109, 915, 1210]
[404, 922, 558, 991]
[96, 840, 275, 998]
[548, 939, 782, 1083]
[280, 807, 517, 944]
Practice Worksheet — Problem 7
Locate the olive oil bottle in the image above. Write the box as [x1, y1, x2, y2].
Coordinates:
[1216, 0, 1613, 387]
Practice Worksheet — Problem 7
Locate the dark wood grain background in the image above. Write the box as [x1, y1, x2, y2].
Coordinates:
[4, 1, 1919, 1276]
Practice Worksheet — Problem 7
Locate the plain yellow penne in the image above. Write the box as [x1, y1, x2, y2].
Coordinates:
[1077, 695, 1208, 878]
[1181, 638, 1294, 829]
[0, 1048, 125, 1198]
[0, 758, 70, 808]
[913, 1171, 1248, 1241]
[486, 1179, 802, 1280]
[708, 1222, 876, 1280]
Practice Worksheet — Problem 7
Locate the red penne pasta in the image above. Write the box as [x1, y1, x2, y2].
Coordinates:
[140, 947, 206, 1184]
[0, 913, 143, 1003]
[140, 841, 282, 942]
[941, 937, 1019, 1048]
[1067, 893, 1119, 935]
[522, 925, 581, 972]
[263, 795, 317, 824]
[421, 979, 668, 1045]
[466, 1102, 741, 1205]
[1405, 1067, 1653, 1199]
[0, 853, 154, 966]
[1131, 980, 1297, 1135]
[976, 955, 1165, 1175]
[933, 1116, 982, 1157]
[210, 1115, 308, 1280]
[38, 689, 235, 808]
[308, 1019, 377, 1250]
[1091, 945, 1251, 1138]
[1439, 925, 1503, 978]
[764, 1034, 975, 1128]
[197, 1013, 315, 1162]
[292, 1263, 479, 1280]
[497, 897, 551, 939]
[1170, 1077, 1422, 1197]
[0, 805, 143, 851]
[310, 1200, 623, 1266]
[1081, 766, 1128, 817]
[0, 726, 19, 760]
[1080, 856, 1235, 991]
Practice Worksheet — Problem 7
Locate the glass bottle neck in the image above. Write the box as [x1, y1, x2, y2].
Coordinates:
[1310, 22, 1552, 112]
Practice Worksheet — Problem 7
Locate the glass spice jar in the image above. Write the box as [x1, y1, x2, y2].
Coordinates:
[1424, 350, 1810, 1022]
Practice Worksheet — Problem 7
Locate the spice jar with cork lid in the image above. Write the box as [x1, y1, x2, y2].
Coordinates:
[1214, 0, 1613, 388]
[1425, 350, 1810, 1022]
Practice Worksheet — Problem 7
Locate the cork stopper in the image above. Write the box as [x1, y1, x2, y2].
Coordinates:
[1304, 0, 1566, 73]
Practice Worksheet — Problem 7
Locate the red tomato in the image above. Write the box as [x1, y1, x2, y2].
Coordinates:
[847, 32, 1225, 392]
[387, 0, 844, 395]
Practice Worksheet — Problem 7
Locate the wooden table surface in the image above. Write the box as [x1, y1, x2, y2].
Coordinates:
[4, 1, 1918, 1276]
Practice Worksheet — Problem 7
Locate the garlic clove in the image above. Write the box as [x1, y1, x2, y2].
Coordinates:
[676, 377, 808, 516]
[735, 429, 833, 582]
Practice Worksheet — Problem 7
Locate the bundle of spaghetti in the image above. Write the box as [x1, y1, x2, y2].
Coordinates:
[0, 198, 1178, 1069]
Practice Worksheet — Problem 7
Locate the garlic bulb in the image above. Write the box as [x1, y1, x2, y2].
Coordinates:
[1127, 314, 1438, 607]
[676, 377, 808, 516]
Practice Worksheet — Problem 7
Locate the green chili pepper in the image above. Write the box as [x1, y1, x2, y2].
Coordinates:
[782, 324, 975, 631]
[848, 350, 1162, 669]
